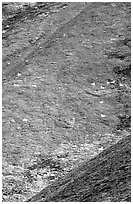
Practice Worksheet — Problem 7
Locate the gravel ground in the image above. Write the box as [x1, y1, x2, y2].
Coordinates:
[2, 2, 131, 202]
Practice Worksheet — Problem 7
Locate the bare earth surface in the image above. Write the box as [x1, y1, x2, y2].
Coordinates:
[2, 2, 131, 202]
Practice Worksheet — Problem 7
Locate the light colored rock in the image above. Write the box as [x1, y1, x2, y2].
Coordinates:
[22, 118, 28, 122]
[17, 73, 21, 76]
[101, 114, 106, 118]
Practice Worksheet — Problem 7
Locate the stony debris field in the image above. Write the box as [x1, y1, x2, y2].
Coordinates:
[2, 2, 131, 202]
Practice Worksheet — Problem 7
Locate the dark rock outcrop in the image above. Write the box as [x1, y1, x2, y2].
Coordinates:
[27, 135, 131, 202]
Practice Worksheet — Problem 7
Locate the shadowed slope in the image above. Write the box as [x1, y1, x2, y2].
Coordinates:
[27, 135, 131, 202]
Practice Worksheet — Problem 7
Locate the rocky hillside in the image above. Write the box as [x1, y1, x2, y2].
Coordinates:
[2, 2, 131, 202]
[27, 135, 131, 202]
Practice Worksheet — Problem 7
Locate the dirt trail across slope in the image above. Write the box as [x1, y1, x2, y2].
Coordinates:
[2, 2, 131, 202]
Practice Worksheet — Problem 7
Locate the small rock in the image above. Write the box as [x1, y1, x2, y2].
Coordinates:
[13, 84, 20, 87]
[101, 114, 106, 118]
[10, 119, 15, 122]
[119, 83, 123, 87]
[91, 82, 95, 86]
[25, 60, 29, 63]
[100, 101, 104, 104]
[110, 80, 115, 84]
[99, 147, 104, 151]
[17, 127, 21, 130]
[17, 73, 21, 77]
[22, 118, 28, 122]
